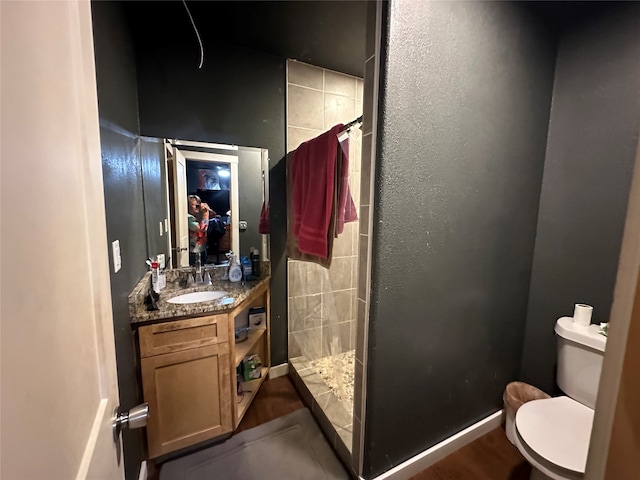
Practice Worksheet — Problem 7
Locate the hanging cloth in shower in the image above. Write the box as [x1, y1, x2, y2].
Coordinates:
[287, 124, 357, 267]
[336, 135, 358, 235]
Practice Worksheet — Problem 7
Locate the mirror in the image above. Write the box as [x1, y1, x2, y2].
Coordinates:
[163, 138, 269, 269]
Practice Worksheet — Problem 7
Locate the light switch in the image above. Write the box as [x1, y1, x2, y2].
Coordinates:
[112, 240, 122, 273]
[164, 218, 168, 231]
[159, 221, 163, 236]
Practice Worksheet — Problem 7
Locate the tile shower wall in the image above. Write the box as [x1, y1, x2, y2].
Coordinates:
[286, 60, 363, 361]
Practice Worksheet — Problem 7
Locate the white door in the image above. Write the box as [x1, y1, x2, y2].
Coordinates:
[172, 147, 190, 267]
[1, 2, 123, 479]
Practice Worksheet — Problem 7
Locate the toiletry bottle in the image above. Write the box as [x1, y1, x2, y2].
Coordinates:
[251, 247, 261, 278]
[151, 260, 160, 293]
[241, 255, 252, 277]
[228, 255, 243, 283]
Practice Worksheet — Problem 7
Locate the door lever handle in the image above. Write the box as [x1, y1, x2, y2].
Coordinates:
[112, 403, 149, 465]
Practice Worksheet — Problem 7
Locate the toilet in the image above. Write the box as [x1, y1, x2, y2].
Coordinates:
[513, 316, 607, 480]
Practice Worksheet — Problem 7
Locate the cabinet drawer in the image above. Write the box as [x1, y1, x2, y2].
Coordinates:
[139, 314, 229, 358]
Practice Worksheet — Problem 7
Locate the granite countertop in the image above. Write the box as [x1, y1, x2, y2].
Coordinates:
[129, 263, 270, 325]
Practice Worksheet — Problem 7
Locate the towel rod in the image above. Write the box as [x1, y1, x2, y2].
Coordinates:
[341, 115, 363, 132]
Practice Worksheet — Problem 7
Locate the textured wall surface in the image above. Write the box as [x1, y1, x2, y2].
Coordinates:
[363, 2, 557, 477]
[520, 3, 640, 393]
[91, 2, 147, 479]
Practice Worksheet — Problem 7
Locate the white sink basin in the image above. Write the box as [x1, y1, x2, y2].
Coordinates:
[167, 291, 229, 304]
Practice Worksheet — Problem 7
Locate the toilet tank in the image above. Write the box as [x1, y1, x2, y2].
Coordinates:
[555, 316, 607, 409]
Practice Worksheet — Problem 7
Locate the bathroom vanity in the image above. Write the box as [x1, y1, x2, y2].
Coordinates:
[129, 268, 270, 458]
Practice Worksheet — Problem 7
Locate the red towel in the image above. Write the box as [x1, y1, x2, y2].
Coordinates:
[291, 124, 344, 258]
[258, 201, 269, 234]
[337, 136, 358, 234]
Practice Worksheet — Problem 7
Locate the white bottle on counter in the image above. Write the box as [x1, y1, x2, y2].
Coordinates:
[228, 255, 243, 283]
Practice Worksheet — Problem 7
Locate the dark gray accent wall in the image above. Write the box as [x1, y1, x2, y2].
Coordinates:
[140, 136, 168, 261]
[237, 149, 264, 259]
[520, 3, 640, 394]
[363, 2, 557, 477]
[91, 2, 149, 479]
[130, 20, 288, 365]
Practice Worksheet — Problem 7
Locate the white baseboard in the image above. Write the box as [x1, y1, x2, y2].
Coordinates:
[269, 363, 289, 379]
[138, 460, 147, 480]
[370, 410, 504, 480]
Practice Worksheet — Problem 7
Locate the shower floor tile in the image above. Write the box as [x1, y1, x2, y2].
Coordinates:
[290, 351, 355, 458]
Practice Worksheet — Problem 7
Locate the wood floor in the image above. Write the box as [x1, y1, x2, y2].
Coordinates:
[410, 427, 531, 480]
[150, 375, 530, 480]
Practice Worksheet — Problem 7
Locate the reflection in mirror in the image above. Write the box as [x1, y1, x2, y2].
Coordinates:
[163, 139, 269, 269]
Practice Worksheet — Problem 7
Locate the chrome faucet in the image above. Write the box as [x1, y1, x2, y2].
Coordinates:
[187, 255, 212, 286]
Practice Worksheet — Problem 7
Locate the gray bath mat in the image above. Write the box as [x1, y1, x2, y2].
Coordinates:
[159, 408, 349, 480]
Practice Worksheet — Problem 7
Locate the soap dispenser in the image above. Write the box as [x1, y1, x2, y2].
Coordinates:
[228, 255, 243, 283]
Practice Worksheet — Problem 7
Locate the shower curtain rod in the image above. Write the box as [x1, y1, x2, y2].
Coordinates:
[341, 115, 363, 132]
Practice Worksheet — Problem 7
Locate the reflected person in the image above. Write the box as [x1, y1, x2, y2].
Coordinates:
[188, 194, 211, 266]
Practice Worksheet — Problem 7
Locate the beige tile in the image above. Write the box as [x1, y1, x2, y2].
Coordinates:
[333, 224, 353, 257]
[349, 173, 361, 209]
[353, 359, 364, 430]
[352, 218, 360, 253]
[325, 93, 356, 130]
[288, 260, 323, 296]
[350, 254, 358, 290]
[290, 328, 323, 361]
[287, 126, 321, 153]
[315, 390, 353, 429]
[288, 332, 303, 358]
[359, 205, 369, 238]
[288, 85, 324, 130]
[336, 426, 353, 454]
[328, 256, 354, 291]
[288, 61, 323, 90]
[322, 289, 354, 325]
[356, 79, 363, 101]
[355, 299, 366, 362]
[290, 356, 312, 374]
[289, 294, 323, 332]
[301, 370, 331, 397]
[321, 322, 352, 357]
[363, 58, 375, 135]
[352, 412, 363, 474]
[358, 235, 369, 296]
[350, 134, 362, 174]
[311, 399, 337, 443]
[325, 70, 357, 98]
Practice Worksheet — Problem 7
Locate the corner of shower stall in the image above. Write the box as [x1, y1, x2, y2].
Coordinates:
[286, 134, 362, 471]
[285, 60, 364, 472]
[288, 260, 357, 470]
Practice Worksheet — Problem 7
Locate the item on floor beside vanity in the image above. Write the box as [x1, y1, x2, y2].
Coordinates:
[241, 354, 262, 382]
[510, 312, 607, 480]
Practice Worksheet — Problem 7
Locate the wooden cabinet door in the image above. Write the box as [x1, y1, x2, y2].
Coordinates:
[142, 344, 233, 458]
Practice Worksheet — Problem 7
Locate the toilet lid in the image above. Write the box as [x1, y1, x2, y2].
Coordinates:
[515, 396, 594, 474]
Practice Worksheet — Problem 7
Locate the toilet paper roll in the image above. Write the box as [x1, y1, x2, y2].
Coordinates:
[573, 304, 593, 327]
